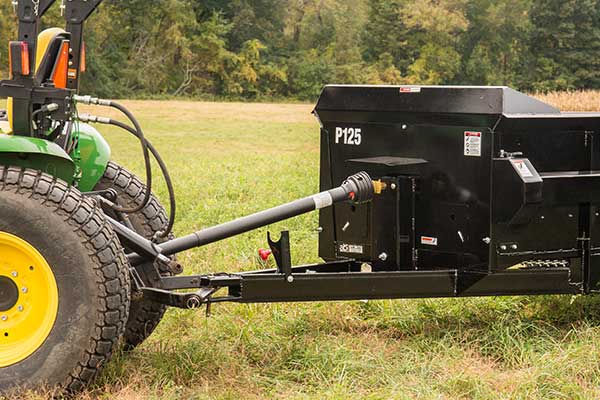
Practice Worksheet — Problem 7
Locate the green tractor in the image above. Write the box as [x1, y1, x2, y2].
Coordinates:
[0, 1, 374, 394]
[0, 1, 179, 393]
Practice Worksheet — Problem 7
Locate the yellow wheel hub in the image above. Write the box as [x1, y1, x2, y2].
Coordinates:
[0, 232, 58, 367]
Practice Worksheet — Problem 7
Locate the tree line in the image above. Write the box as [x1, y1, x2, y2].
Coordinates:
[1, 0, 599, 100]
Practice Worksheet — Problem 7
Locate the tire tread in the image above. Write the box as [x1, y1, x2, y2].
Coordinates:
[95, 161, 171, 349]
[0, 166, 130, 393]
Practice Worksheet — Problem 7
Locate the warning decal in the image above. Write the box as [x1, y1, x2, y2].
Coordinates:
[421, 236, 438, 246]
[464, 131, 482, 157]
[511, 159, 534, 178]
[399, 87, 421, 93]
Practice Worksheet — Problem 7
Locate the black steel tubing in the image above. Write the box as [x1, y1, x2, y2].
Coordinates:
[126, 172, 373, 263]
[161, 172, 371, 254]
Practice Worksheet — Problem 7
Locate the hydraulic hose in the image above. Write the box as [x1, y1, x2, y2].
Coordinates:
[107, 119, 176, 238]
[106, 101, 153, 214]
[74, 96, 152, 214]
[77, 112, 176, 238]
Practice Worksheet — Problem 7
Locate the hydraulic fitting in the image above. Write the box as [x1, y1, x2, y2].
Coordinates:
[73, 94, 112, 106]
[77, 113, 111, 124]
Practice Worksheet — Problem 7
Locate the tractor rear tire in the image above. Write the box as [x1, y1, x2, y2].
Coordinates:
[94, 161, 173, 350]
[0, 167, 130, 394]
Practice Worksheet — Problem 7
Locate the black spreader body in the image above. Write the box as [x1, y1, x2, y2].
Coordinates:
[315, 85, 600, 293]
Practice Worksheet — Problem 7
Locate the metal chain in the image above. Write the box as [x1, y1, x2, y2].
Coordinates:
[32, 0, 40, 16]
[522, 260, 570, 269]
[12, 0, 18, 13]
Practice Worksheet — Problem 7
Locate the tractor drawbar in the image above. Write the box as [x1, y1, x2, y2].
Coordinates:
[124, 172, 374, 264]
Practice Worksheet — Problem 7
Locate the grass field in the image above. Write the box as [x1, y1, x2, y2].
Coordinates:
[16, 90, 600, 399]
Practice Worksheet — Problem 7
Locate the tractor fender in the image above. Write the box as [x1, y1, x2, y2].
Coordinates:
[75, 123, 112, 192]
[0, 133, 75, 184]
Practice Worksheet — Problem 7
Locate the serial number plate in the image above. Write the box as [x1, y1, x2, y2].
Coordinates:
[338, 243, 364, 254]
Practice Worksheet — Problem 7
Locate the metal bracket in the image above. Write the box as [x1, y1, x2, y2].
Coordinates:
[63, 0, 104, 90]
[83, 188, 118, 202]
[267, 231, 293, 281]
[129, 266, 144, 291]
[141, 287, 217, 309]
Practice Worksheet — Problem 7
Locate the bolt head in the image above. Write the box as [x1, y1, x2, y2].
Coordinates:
[378, 252, 388, 261]
[286, 275, 294, 283]
[1, 315, 7, 321]
[500, 245, 507, 251]
[11, 271, 17, 277]
[510, 244, 518, 250]
[21, 287, 28, 294]
[482, 237, 491, 244]
[402, 124, 408, 130]
[17, 305, 23, 312]
[390, 183, 397, 190]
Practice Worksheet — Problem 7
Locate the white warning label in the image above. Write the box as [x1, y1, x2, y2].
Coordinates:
[511, 159, 534, 178]
[312, 192, 333, 209]
[464, 131, 482, 157]
[338, 243, 364, 254]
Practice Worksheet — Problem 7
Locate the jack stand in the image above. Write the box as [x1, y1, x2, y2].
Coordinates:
[268, 231, 293, 282]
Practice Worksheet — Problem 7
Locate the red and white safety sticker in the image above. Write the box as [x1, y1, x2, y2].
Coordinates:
[464, 131, 482, 157]
[421, 236, 438, 246]
[399, 87, 421, 93]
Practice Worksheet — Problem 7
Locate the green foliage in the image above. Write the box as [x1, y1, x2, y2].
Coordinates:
[0, 1, 16, 80]
[287, 50, 335, 99]
[0, 0, 598, 100]
[459, 0, 532, 86]
[527, 0, 600, 91]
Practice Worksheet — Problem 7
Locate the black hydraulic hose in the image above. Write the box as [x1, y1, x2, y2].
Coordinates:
[108, 119, 176, 238]
[106, 101, 153, 214]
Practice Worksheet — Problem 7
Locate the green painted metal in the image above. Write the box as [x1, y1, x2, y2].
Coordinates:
[74, 123, 111, 192]
[0, 133, 76, 183]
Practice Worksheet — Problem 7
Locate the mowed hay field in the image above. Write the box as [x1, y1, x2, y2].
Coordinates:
[14, 91, 600, 400]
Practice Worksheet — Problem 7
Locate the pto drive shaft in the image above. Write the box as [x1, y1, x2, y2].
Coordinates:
[125, 171, 373, 264]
